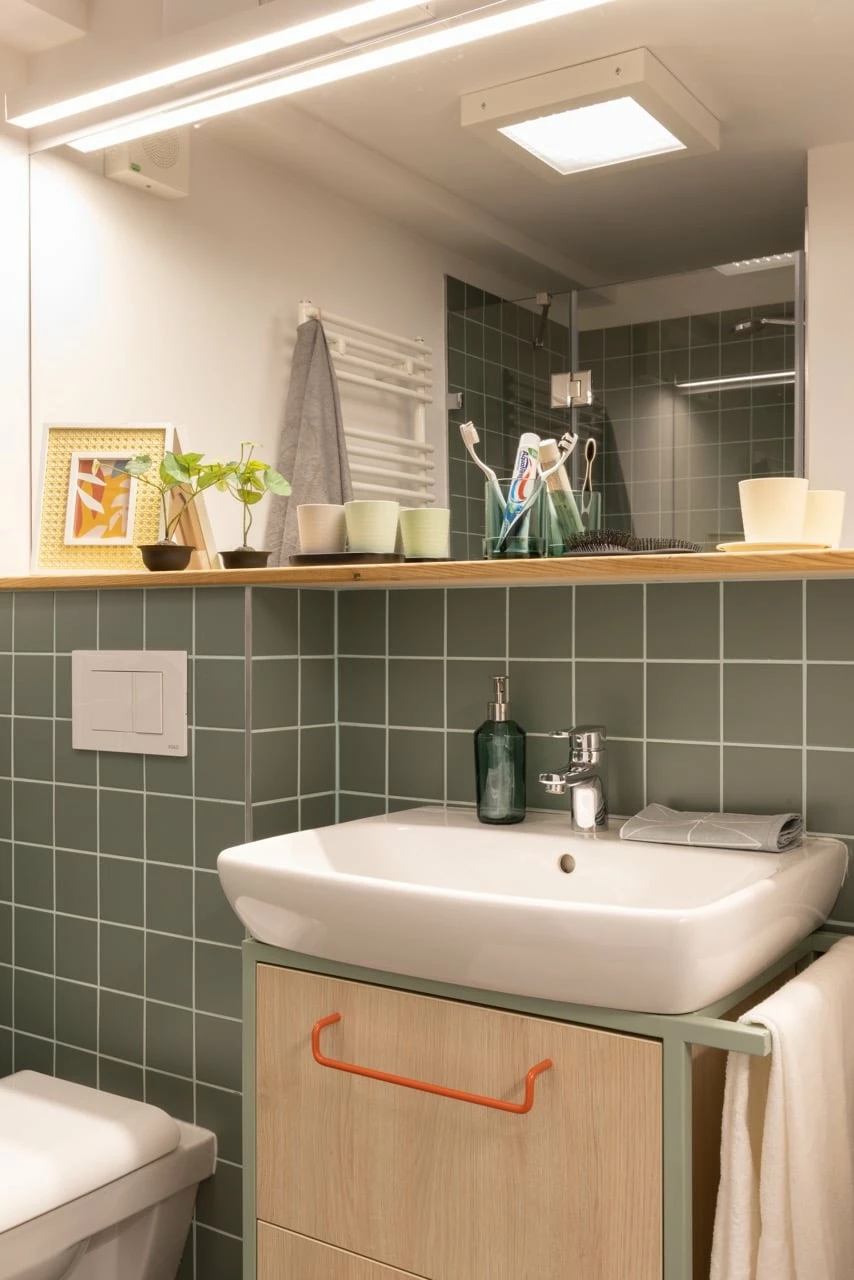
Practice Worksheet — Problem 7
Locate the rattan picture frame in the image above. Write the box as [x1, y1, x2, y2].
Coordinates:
[35, 423, 175, 570]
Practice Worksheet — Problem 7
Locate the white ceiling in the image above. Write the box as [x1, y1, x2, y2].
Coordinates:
[9, 0, 854, 289]
[209, 0, 854, 289]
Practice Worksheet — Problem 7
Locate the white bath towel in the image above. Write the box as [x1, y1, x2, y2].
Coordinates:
[710, 937, 854, 1280]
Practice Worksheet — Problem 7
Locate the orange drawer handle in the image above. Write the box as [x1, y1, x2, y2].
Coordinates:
[311, 1012, 553, 1114]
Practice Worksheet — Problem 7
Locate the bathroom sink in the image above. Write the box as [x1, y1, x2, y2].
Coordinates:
[217, 807, 847, 1014]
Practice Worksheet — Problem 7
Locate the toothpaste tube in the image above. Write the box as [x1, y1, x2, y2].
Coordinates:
[499, 433, 540, 542]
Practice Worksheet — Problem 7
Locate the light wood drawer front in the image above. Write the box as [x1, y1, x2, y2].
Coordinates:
[257, 964, 662, 1280]
[258, 1222, 426, 1279]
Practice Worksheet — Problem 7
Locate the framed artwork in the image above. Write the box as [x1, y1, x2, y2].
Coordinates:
[64, 453, 138, 547]
[36, 423, 218, 571]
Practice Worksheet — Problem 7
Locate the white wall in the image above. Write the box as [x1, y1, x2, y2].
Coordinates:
[30, 133, 530, 550]
[0, 48, 32, 574]
[806, 140, 854, 548]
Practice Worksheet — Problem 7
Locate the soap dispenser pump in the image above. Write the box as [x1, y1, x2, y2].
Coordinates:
[475, 674, 526, 825]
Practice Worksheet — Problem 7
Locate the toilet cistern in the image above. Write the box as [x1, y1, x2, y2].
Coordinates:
[539, 725, 608, 832]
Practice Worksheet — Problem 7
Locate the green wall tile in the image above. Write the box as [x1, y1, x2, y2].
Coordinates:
[15, 656, 54, 717]
[647, 584, 720, 660]
[251, 729, 298, 804]
[388, 659, 444, 729]
[100, 789, 143, 858]
[55, 657, 71, 719]
[300, 658, 335, 725]
[195, 943, 241, 1019]
[445, 731, 475, 806]
[196, 1084, 242, 1165]
[146, 864, 193, 936]
[338, 591, 386, 655]
[724, 581, 803, 660]
[15, 970, 54, 1039]
[0, 718, 10, 779]
[14, 843, 53, 908]
[55, 1044, 97, 1088]
[13, 781, 53, 846]
[251, 800, 298, 841]
[195, 1226, 242, 1279]
[806, 751, 854, 835]
[14, 593, 54, 653]
[101, 923, 145, 996]
[388, 729, 444, 800]
[196, 1160, 242, 1238]
[146, 932, 193, 1006]
[300, 726, 335, 797]
[147, 1001, 194, 1078]
[146, 1069, 194, 1123]
[194, 801, 246, 871]
[446, 659, 504, 732]
[447, 589, 505, 659]
[338, 658, 385, 725]
[146, 794, 194, 865]
[509, 587, 572, 659]
[55, 915, 97, 985]
[99, 751, 144, 791]
[724, 664, 802, 746]
[647, 663, 720, 742]
[0, 656, 11, 714]
[251, 658, 297, 730]
[99, 990, 144, 1063]
[195, 1012, 241, 1092]
[13, 718, 54, 781]
[146, 750, 193, 796]
[338, 726, 385, 794]
[55, 981, 97, 1052]
[195, 871, 243, 946]
[100, 857, 144, 927]
[608, 739, 645, 816]
[300, 793, 335, 829]
[252, 589, 298, 657]
[576, 661, 645, 739]
[647, 742, 721, 810]
[99, 1058, 143, 1100]
[807, 665, 854, 748]
[55, 719, 96, 786]
[145, 589, 193, 652]
[723, 746, 803, 813]
[195, 730, 245, 802]
[55, 785, 97, 853]
[575, 586, 644, 659]
[195, 659, 245, 729]
[0, 596, 11, 651]
[195, 589, 245, 657]
[299, 590, 335, 656]
[55, 850, 97, 917]
[806, 581, 854, 660]
[55, 592, 97, 653]
[388, 591, 444, 657]
[15, 906, 54, 973]
[99, 590, 143, 649]
[506, 660, 571, 735]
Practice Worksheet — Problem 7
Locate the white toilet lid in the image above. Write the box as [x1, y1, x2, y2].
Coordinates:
[0, 1071, 181, 1232]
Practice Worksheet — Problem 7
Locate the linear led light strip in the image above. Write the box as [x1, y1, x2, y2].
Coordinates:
[67, 0, 612, 153]
[675, 371, 796, 390]
[8, 0, 428, 129]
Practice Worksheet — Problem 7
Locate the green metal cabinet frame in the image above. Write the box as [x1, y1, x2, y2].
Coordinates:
[241, 929, 846, 1280]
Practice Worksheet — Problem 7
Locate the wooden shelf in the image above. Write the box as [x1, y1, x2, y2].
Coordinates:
[5, 549, 854, 590]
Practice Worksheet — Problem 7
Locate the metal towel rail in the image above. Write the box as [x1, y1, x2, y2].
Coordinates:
[299, 300, 435, 505]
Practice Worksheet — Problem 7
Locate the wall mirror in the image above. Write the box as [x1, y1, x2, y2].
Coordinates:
[10, 0, 827, 561]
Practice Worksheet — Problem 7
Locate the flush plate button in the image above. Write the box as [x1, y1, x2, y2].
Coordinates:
[72, 650, 187, 756]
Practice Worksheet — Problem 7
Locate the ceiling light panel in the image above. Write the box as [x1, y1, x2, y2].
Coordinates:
[63, 0, 615, 154]
[500, 98, 685, 175]
[714, 254, 798, 276]
[7, 0, 430, 129]
[462, 48, 720, 181]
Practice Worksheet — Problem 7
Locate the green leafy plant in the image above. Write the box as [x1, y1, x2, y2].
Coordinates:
[126, 451, 217, 543]
[219, 441, 290, 549]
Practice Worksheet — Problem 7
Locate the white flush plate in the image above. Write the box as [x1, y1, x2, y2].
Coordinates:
[72, 650, 188, 756]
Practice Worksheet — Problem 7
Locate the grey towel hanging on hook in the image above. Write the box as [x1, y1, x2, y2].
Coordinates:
[266, 317, 353, 564]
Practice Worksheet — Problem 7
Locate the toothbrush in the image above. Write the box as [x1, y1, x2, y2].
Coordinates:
[540, 434, 584, 540]
[581, 437, 598, 528]
[497, 432, 577, 549]
[459, 421, 505, 513]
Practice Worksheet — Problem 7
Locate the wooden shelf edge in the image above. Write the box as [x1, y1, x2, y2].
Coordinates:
[5, 549, 854, 590]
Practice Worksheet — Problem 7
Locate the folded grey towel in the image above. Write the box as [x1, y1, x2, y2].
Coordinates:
[620, 803, 804, 853]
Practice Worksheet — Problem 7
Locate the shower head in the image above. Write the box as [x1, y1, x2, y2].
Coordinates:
[731, 317, 796, 335]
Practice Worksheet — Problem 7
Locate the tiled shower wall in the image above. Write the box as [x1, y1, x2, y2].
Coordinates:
[3, 575, 854, 1280]
[336, 581, 854, 925]
[0, 585, 335, 1280]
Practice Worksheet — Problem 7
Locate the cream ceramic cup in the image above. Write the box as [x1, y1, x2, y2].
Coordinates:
[399, 507, 451, 559]
[297, 504, 347, 554]
[804, 490, 846, 548]
[738, 477, 808, 543]
[344, 500, 400, 554]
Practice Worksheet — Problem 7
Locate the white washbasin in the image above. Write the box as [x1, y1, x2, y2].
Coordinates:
[217, 806, 847, 1014]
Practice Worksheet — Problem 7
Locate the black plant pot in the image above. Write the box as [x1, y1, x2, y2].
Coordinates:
[220, 548, 271, 569]
[139, 542, 194, 572]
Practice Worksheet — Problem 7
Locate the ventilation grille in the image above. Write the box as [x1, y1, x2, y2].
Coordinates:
[142, 131, 181, 170]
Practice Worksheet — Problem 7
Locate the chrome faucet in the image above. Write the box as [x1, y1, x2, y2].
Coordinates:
[539, 726, 608, 832]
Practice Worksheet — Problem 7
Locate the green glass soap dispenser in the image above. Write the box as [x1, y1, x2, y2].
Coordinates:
[475, 675, 526, 825]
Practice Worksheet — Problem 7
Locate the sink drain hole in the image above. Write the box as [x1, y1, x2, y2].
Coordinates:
[558, 854, 576, 874]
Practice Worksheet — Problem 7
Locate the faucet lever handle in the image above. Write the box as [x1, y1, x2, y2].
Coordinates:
[569, 725, 606, 753]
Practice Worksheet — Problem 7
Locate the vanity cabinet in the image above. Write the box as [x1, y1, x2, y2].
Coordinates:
[255, 963, 663, 1280]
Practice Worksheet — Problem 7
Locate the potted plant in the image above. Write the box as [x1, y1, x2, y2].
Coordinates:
[127, 451, 214, 572]
[218, 441, 291, 569]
